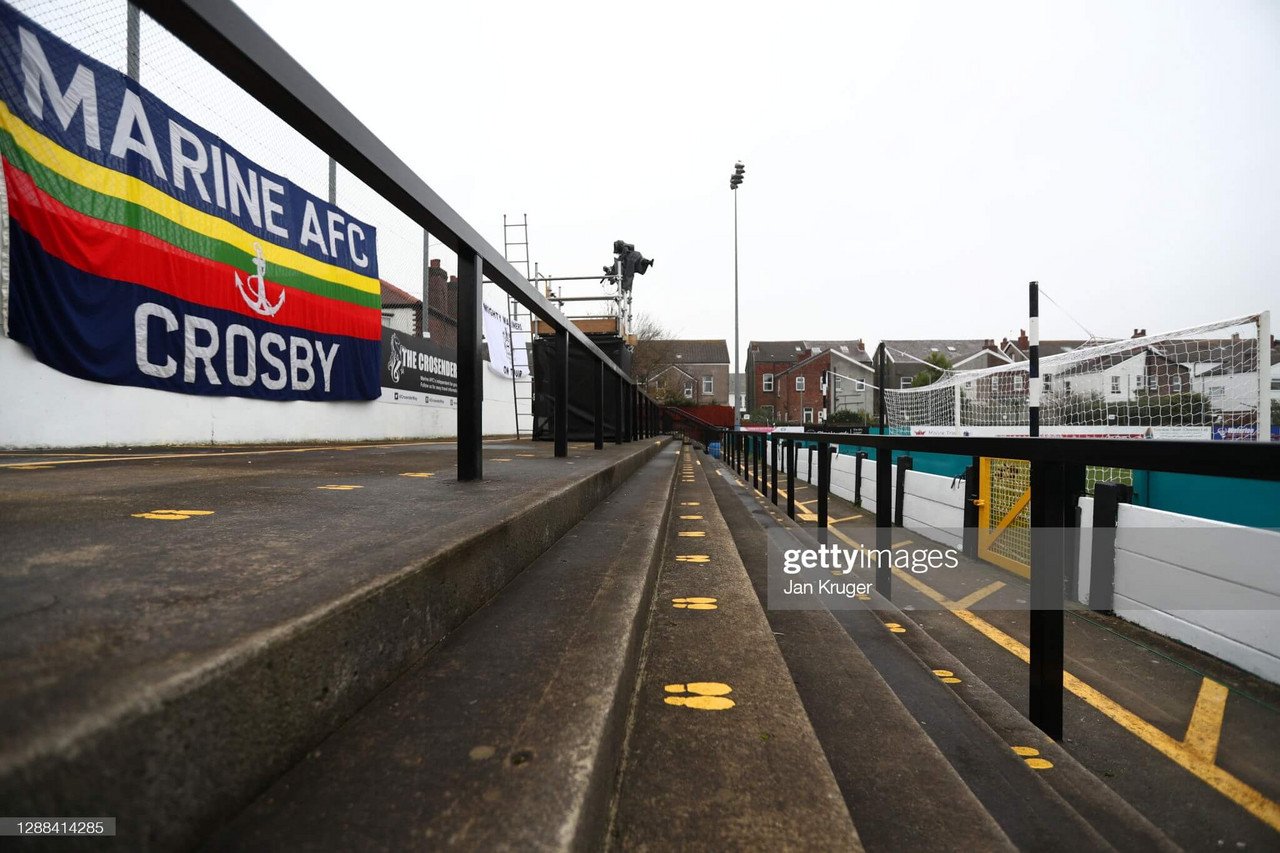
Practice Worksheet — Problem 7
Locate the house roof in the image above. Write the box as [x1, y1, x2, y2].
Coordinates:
[634, 338, 730, 364]
[881, 339, 1002, 368]
[748, 339, 870, 363]
[649, 364, 696, 382]
[380, 279, 421, 308]
[1002, 339, 1094, 361]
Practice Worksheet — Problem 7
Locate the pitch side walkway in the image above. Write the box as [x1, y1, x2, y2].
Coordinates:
[739, 458, 1280, 851]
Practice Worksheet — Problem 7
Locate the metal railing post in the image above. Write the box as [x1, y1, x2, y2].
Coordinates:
[1088, 481, 1132, 612]
[894, 455, 913, 526]
[752, 434, 760, 490]
[594, 360, 605, 450]
[786, 439, 796, 519]
[875, 448, 892, 597]
[817, 439, 830, 533]
[854, 451, 867, 505]
[1029, 458, 1068, 740]
[456, 250, 483, 481]
[614, 373, 624, 445]
[770, 435, 779, 504]
[554, 329, 569, 458]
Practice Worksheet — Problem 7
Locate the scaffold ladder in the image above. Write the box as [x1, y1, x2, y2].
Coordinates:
[503, 214, 535, 439]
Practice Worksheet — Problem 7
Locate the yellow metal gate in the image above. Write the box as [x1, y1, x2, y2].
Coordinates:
[977, 457, 1031, 578]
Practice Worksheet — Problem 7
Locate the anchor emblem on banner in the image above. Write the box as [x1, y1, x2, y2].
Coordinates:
[235, 242, 285, 316]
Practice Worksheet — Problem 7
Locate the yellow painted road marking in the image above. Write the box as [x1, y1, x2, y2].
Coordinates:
[675, 555, 710, 563]
[9, 464, 54, 470]
[679, 514, 704, 520]
[132, 509, 214, 521]
[892, 568, 1280, 831]
[680, 501, 701, 506]
[829, 514, 864, 524]
[517, 453, 538, 457]
[317, 485, 363, 490]
[1184, 678, 1230, 763]
[400, 472, 435, 478]
[493, 458, 512, 462]
[677, 531, 706, 538]
[672, 597, 718, 610]
[664, 682, 735, 710]
[796, 512, 818, 522]
[953, 581, 1006, 610]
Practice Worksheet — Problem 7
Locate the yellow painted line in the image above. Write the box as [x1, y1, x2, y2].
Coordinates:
[677, 531, 706, 538]
[829, 513, 864, 524]
[400, 472, 435, 478]
[132, 509, 214, 520]
[0, 438, 472, 470]
[663, 682, 735, 710]
[953, 581, 1006, 610]
[892, 568, 1280, 831]
[317, 484, 362, 490]
[679, 515, 704, 520]
[1184, 678, 1230, 763]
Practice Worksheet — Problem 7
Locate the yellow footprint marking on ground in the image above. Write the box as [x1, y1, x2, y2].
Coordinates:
[676, 555, 710, 563]
[664, 682, 735, 710]
[677, 531, 706, 537]
[1012, 746, 1053, 770]
[680, 502, 700, 506]
[400, 472, 435, 478]
[885, 622, 907, 633]
[132, 509, 215, 521]
[317, 485, 362, 490]
[679, 514, 704, 520]
[932, 668, 963, 684]
[672, 597, 718, 610]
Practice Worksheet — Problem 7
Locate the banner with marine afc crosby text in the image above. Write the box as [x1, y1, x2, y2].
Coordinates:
[0, 5, 382, 401]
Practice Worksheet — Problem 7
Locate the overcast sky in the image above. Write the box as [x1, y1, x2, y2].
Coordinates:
[40, 0, 1280, 363]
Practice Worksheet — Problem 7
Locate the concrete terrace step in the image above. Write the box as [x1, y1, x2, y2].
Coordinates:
[608, 445, 861, 850]
[708, 455, 1180, 852]
[207, 444, 681, 850]
[0, 438, 668, 851]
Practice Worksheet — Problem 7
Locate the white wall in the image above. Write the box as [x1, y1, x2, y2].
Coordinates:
[0, 337, 523, 447]
[1105, 503, 1280, 683]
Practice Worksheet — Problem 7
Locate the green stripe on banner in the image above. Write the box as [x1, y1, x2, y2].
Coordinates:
[0, 129, 380, 311]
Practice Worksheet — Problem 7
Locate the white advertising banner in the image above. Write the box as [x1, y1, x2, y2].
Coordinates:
[483, 303, 529, 379]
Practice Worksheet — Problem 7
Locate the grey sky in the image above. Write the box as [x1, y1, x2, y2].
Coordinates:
[37, 1, 1280, 360]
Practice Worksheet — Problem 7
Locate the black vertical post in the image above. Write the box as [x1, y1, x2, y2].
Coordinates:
[770, 435, 779, 504]
[962, 458, 980, 558]
[807, 445, 815, 484]
[749, 435, 756, 488]
[614, 372, 624, 445]
[786, 440, 796, 519]
[876, 342, 886, 434]
[876, 448, 892, 596]
[1029, 458, 1068, 740]
[894, 455, 913, 527]
[1089, 481, 1131, 613]
[817, 440, 830, 531]
[554, 329, 569, 458]
[456, 250, 483, 481]
[1029, 281, 1040, 438]
[593, 360, 605, 450]
[631, 387, 639, 441]
[854, 451, 867, 505]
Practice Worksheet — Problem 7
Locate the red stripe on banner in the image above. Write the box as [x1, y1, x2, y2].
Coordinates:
[4, 162, 381, 341]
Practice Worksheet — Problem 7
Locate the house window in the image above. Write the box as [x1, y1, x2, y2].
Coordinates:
[702, 375, 713, 395]
[900, 377, 912, 389]
[795, 376, 805, 392]
[990, 377, 999, 390]
[1014, 374, 1025, 391]
[683, 383, 693, 398]
[381, 311, 395, 327]
[1043, 373, 1052, 389]
[854, 380, 865, 392]
[762, 373, 774, 392]
[1209, 386, 1225, 398]
[803, 407, 814, 423]
[1171, 376, 1182, 391]
[1064, 381, 1072, 394]
[1110, 376, 1121, 394]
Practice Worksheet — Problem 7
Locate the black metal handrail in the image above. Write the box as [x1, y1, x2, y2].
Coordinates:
[720, 427, 1280, 740]
[136, 0, 660, 478]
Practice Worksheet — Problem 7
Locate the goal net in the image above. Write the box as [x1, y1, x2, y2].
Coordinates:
[883, 313, 1271, 443]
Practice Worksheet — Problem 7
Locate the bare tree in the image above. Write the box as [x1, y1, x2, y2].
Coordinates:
[629, 313, 678, 387]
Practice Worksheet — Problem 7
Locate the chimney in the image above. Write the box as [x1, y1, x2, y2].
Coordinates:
[1016, 328, 1028, 349]
[983, 339, 995, 349]
[430, 258, 441, 269]
[1132, 328, 1147, 338]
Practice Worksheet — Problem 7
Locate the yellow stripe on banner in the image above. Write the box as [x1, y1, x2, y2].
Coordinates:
[0, 100, 379, 297]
